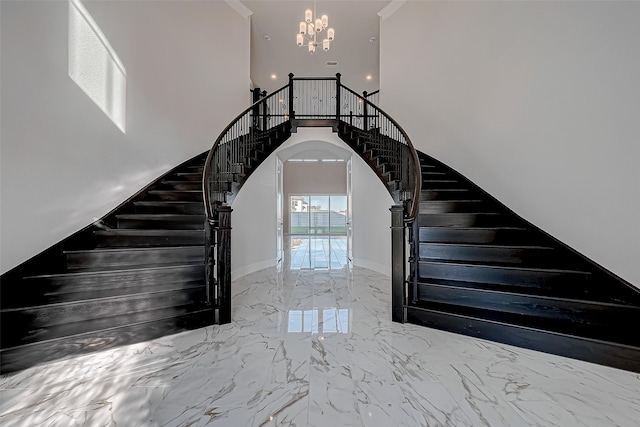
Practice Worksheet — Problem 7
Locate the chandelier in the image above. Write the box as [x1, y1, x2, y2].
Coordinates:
[296, 0, 335, 54]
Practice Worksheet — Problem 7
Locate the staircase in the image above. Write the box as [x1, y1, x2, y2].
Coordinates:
[408, 152, 640, 371]
[0, 153, 214, 373]
[4, 75, 639, 375]
[335, 110, 640, 372]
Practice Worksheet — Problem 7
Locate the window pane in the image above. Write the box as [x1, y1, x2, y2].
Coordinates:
[290, 195, 309, 234]
[329, 195, 347, 235]
[310, 195, 329, 234]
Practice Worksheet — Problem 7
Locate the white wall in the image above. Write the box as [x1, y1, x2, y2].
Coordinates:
[230, 128, 394, 278]
[0, 1, 250, 273]
[230, 151, 278, 279]
[381, 1, 640, 287]
[351, 151, 394, 276]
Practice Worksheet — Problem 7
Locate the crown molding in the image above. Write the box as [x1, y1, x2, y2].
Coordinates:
[225, 0, 253, 20]
[378, 0, 407, 21]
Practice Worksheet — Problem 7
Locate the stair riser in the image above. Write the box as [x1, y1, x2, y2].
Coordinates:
[11, 279, 204, 309]
[116, 217, 205, 230]
[5, 265, 205, 309]
[133, 202, 203, 215]
[94, 232, 203, 248]
[414, 284, 640, 345]
[174, 173, 203, 182]
[418, 245, 558, 266]
[418, 228, 536, 245]
[0, 309, 212, 374]
[405, 307, 640, 373]
[147, 191, 203, 202]
[415, 261, 590, 289]
[419, 201, 493, 214]
[66, 247, 204, 271]
[420, 190, 473, 201]
[1, 288, 206, 347]
[422, 180, 464, 189]
[159, 182, 202, 191]
[418, 213, 512, 228]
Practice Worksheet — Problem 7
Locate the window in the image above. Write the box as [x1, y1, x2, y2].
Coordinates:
[290, 195, 347, 235]
[68, 0, 126, 132]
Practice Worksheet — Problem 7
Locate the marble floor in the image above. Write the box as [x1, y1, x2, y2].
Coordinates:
[1, 259, 639, 426]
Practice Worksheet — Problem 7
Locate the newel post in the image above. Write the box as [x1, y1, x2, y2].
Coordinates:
[390, 205, 407, 323]
[217, 205, 233, 324]
[288, 73, 295, 120]
[205, 218, 216, 312]
[335, 73, 342, 121]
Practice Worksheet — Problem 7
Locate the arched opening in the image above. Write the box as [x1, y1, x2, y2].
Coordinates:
[230, 128, 394, 279]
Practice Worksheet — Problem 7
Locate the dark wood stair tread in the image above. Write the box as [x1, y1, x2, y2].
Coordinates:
[95, 229, 204, 235]
[0, 308, 212, 373]
[418, 259, 591, 274]
[405, 305, 640, 372]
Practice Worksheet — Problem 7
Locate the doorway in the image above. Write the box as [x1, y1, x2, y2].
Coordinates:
[289, 195, 348, 270]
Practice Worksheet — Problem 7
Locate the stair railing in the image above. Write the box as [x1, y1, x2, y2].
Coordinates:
[204, 74, 421, 324]
[202, 83, 290, 322]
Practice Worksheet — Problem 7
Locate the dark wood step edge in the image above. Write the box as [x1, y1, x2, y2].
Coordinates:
[406, 305, 640, 373]
[1, 283, 206, 313]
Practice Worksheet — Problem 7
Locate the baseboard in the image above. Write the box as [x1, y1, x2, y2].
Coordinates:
[354, 259, 391, 277]
[231, 259, 276, 280]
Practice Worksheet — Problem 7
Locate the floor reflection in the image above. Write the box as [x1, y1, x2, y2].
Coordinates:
[288, 236, 347, 270]
[287, 308, 349, 334]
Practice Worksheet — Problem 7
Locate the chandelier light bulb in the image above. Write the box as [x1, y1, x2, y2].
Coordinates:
[297, 34, 304, 46]
[327, 28, 335, 41]
[309, 43, 315, 53]
[315, 18, 323, 32]
[299, 22, 306, 35]
[321, 15, 328, 29]
[305, 9, 313, 24]
[307, 24, 314, 36]
[323, 39, 330, 51]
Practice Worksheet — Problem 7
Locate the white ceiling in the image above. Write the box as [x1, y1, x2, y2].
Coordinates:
[242, 0, 390, 94]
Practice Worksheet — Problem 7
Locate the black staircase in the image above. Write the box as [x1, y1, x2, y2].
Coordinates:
[3, 74, 639, 375]
[1, 153, 215, 373]
[407, 151, 640, 372]
[204, 74, 640, 373]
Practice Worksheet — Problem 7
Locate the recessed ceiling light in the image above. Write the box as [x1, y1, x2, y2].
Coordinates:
[370, 36, 376, 43]
[366, 75, 373, 80]
[271, 74, 277, 80]
[264, 35, 271, 41]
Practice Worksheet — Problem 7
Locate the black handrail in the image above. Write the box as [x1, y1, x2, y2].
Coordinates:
[202, 75, 422, 324]
[202, 83, 290, 219]
[337, 83, 421, 220]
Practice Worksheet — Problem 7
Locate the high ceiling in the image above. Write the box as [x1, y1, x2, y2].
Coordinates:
[242, 0, 390, 94]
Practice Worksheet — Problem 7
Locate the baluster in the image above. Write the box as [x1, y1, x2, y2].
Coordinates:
[335, 73, 341, 121]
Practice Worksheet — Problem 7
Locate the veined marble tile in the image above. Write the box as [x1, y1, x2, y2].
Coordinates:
[358, 402, 428, 427]
[308, 365, 360, 427]
[2, 259, 639, 427]
[252, 379, 309, 427]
